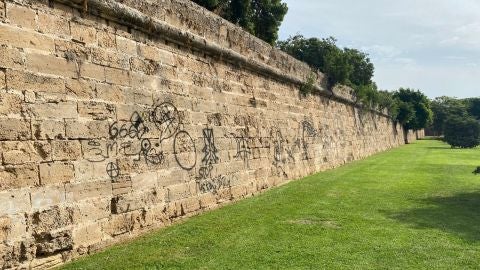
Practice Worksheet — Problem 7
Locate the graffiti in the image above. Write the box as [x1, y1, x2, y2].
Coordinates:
[85, 140, 118, 162]
[301, 120, 318, 160]
[152, 102, 180, 142]
[198, 175, 235, 194]
[201, 128, 219, 166]
[106, 161, 120, 180]
[232, 131, 251, 167]
[139, 138, 165, 165]
[173, 131, 197, 171]
[109, 112, 149, 140]
[198, 164, 214, 180]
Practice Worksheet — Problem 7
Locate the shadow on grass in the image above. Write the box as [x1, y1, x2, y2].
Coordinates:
[384, 192, 480, 242]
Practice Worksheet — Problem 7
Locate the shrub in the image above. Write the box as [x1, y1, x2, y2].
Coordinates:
[444, 116, 480, 148]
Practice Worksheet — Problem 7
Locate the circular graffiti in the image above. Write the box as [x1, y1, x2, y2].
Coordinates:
[106, 161, 120, 180]
[173, 131, 197, 171]
[152, 102, 180, 142]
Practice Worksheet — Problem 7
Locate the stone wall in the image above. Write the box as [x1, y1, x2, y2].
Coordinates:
[0, 0, 422, 268]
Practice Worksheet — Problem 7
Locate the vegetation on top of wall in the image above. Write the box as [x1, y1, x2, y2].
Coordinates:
[276, 35, 433, 139]
[191, 0, 288, 45]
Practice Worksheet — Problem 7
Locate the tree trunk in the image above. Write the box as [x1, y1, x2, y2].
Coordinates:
[403, 128, 409, 144]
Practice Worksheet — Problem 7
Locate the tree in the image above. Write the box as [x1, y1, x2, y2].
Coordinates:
[393, 88, 432, 143]
[465, 97, 480, 120]
[277, 35, 376, 92]
[444, 116, 480, 148]
[429, 96, 468, 136]
[192, 0, 288, 45]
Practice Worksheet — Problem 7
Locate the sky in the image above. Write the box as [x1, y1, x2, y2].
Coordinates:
[278, 0, 480, 98]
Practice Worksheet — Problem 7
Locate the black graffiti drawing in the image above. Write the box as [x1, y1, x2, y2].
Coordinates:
[173, 130, 197, 171]
[139, 138, 165, 165]
[198, 175, 235, 194]
[109, 112, 149, 140]
[201, 128, 219, 166]
[85, 140, 118, 162]
[152, 102, 180, 142]
[106, 161, 120, 180]
[302, 121, 318, 160]
[232, 131, 251, 167]
[197, 164, 214, 180]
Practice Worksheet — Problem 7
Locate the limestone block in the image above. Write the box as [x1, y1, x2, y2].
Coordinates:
[30, 205, 74, 234]
[105, 67, 130, 86]
[34, 229, 73, 256]
[70, 21, 96, 44]
[91, 47, 130, 69]
[6, 69, 65, 94]
[78, 101, 116, 120]
[1, 141, 51, 164]
[73, 198, 111, 223]
[65, 180, 112, 202]
[96, 83, 126, 103]
[131, 171, 158, 191]
[102, 210, 144, 237]
[79, 62, 105, 81]
[97, 29, 116, 48]
[73, 160, 109, 182]
[72, 222, 104, 247]
[6, 3, 37, 29]
[0, 91, 23, 116]
[112, 187, 165, 214]
[26, 101, 78, 120]
[179, 197, 200, 214]
[0, 46, 24, 69]
[116, 36, 137, 56]
[37, 11, 69, 36]
[52, 140, 82, 161]
[167, 182, 195, 201]
[0, 164, 39, 190]
[0, 21, 52, 52]
[31, 185, 66, 210]
[0, 118, 30, 140]
[39, 162, 75, 185]
[32, 119, 65, 140]
[26, 53, 77, 78]
[0, 188, 31, 215]
[65, 78, 96, 99]
[65, 119, 109, 139]
[138, 44, 175, 66]
[198, 193, 217, 209]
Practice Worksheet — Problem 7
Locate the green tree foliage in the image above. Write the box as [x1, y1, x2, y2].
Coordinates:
[465, 98, 480, 120]
[192, 0, 288, 44]
[393, 88, 432, 143]
[277, 35, 375, 101]
[429, 96, 468, 136]
[377, 90, 399, 118]
[444, 116, 480, 148]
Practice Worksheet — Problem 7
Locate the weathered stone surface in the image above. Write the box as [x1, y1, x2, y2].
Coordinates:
[0, 118, 30, 140]
[6, 3, 36, 29]
[1, 141, 51, 164]
[0, 0, 425, 267]
[0, 23, 54, 52]
[39, 162, 75, 185]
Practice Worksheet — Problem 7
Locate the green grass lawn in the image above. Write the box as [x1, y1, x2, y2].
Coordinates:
[62, 139, 480, 269]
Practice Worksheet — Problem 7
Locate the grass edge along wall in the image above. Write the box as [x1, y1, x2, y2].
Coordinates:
[0, 0, 422, 268]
